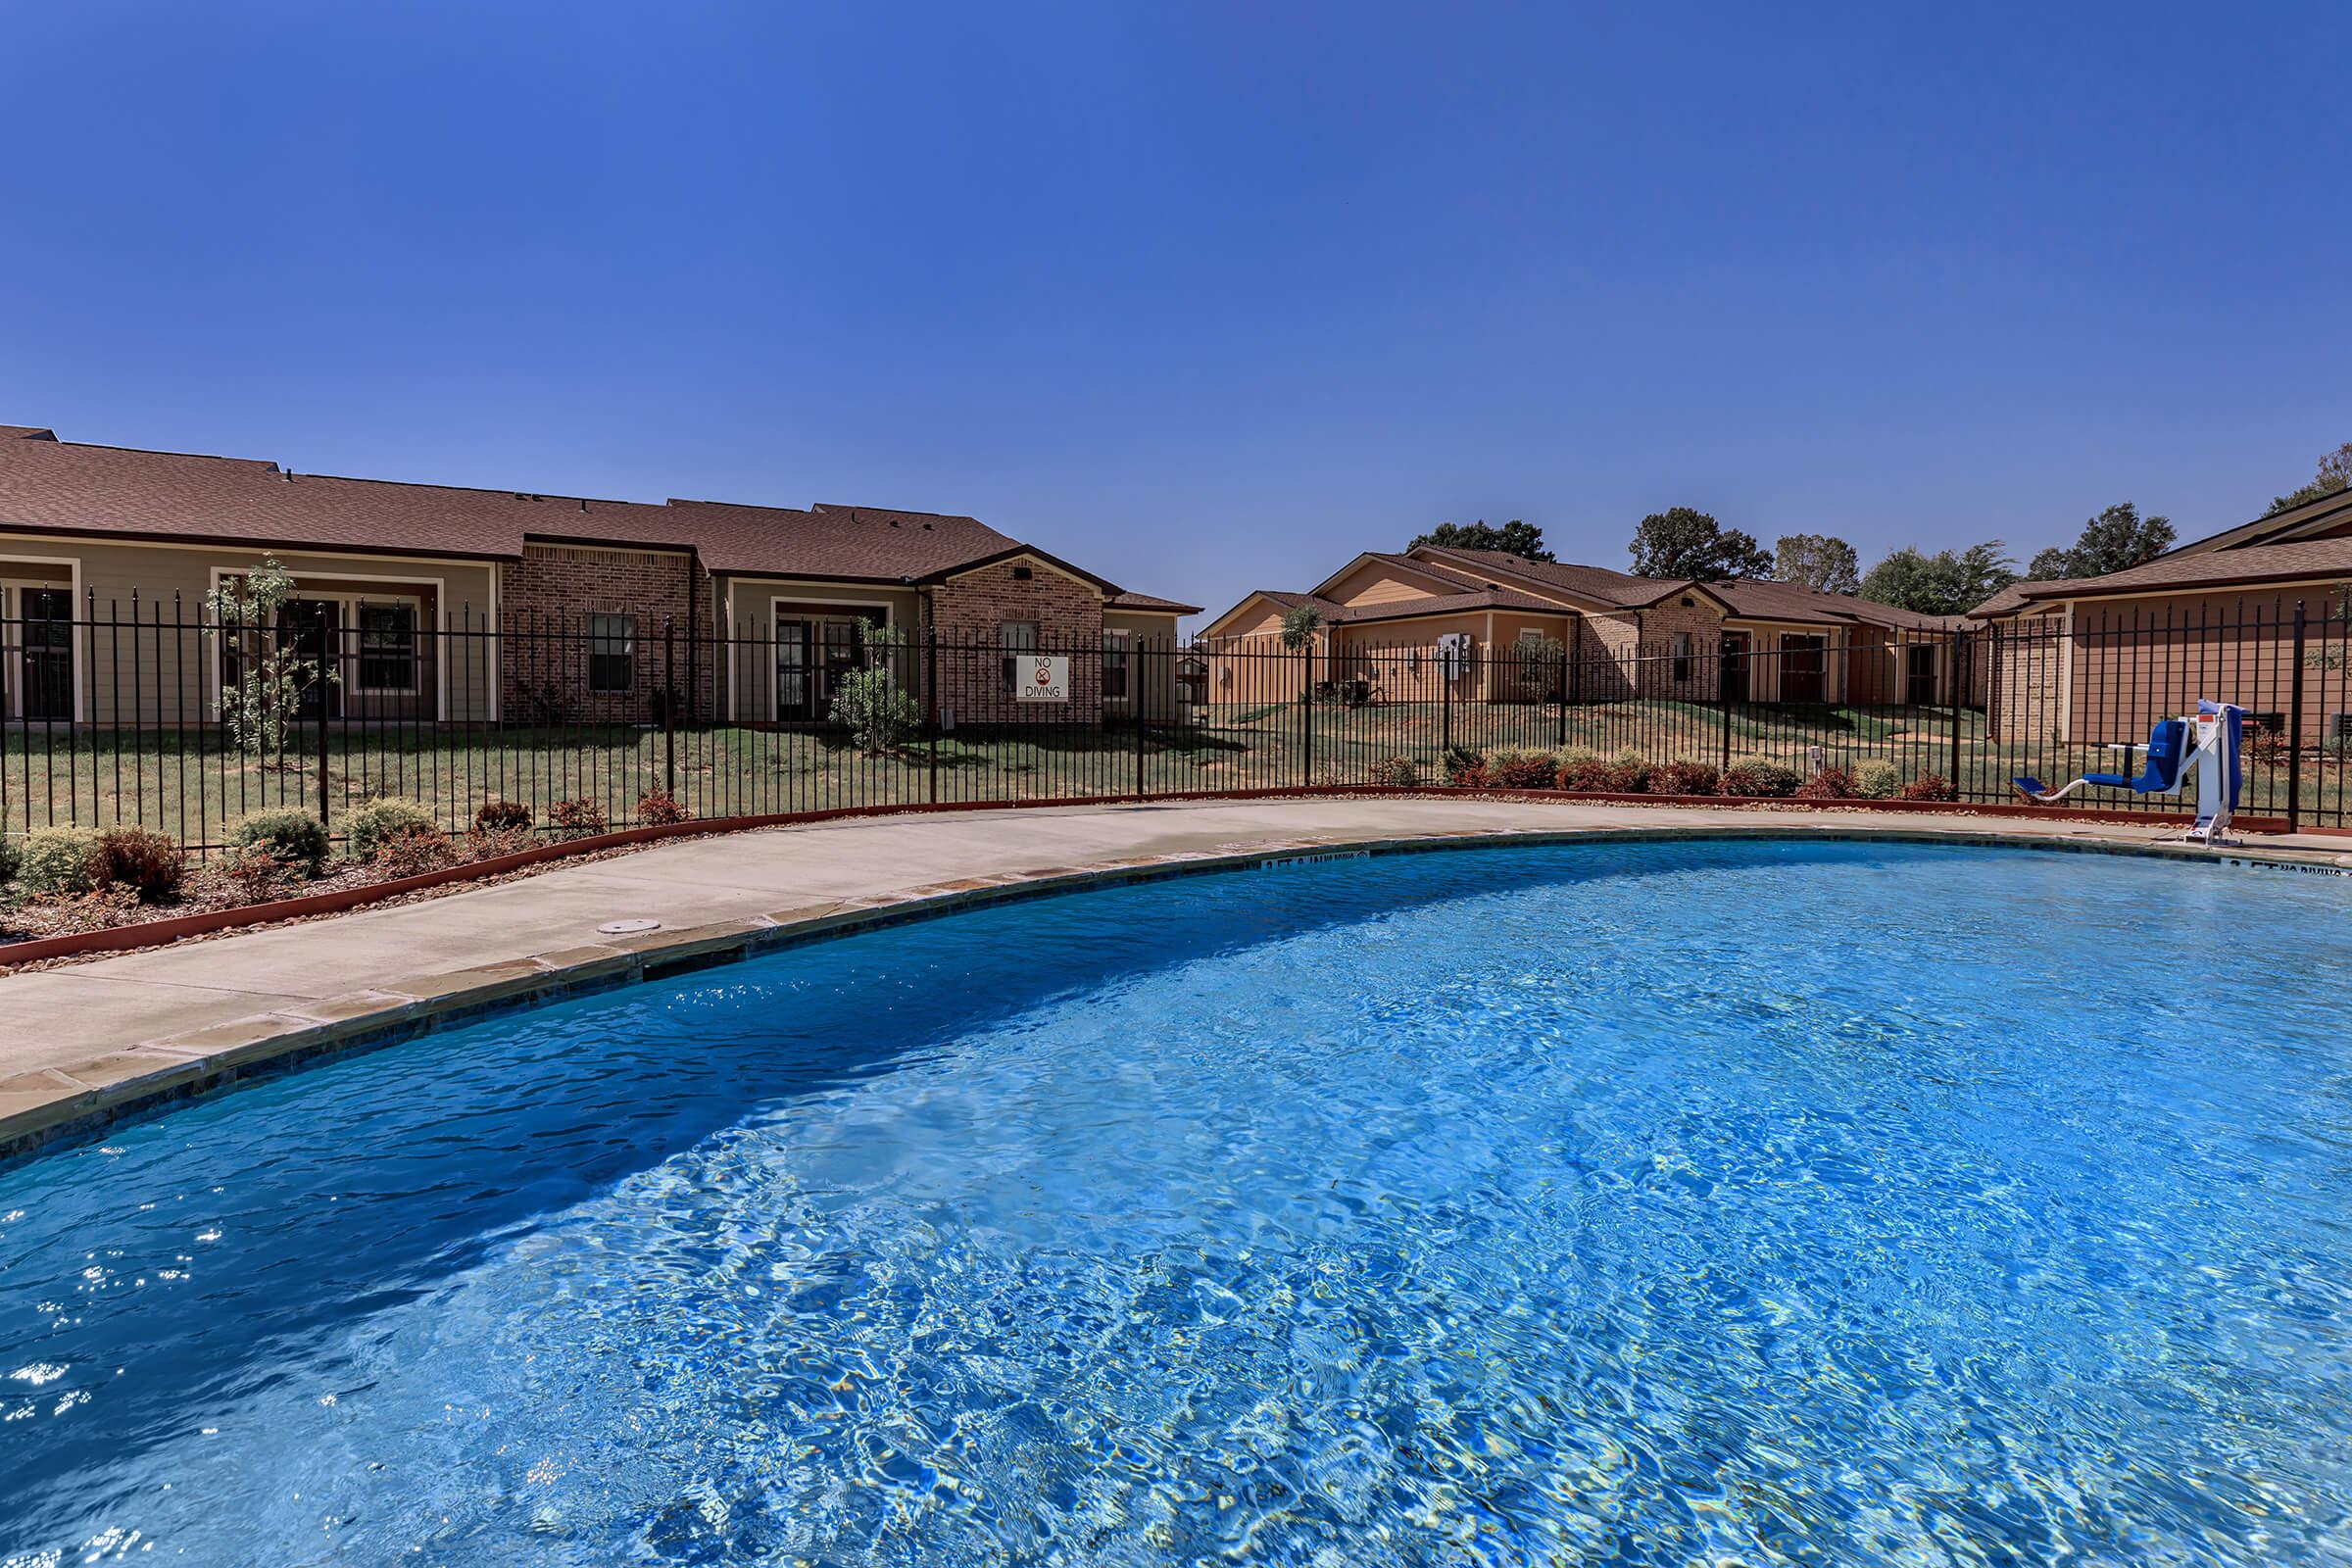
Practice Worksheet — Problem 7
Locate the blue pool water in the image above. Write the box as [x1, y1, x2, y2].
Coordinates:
[2, 839, 2349, 1565]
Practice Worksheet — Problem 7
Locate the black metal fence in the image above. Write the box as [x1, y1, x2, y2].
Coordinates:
[4, 597, 2348, 856]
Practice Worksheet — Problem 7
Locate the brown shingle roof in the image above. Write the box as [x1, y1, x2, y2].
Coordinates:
[657, 500, 1016, 580]
[1107, 589, 1202, 613]
[1410, 545, 1675, 608]
[1966, 579, 2058, 619]
[1412, 544, 1941, 629]
[2012, 539, 2352, 602]
[0, 426, 1161, 598]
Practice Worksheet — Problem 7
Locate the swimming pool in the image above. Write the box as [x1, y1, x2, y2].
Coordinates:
[2, 838, 2347, 1564]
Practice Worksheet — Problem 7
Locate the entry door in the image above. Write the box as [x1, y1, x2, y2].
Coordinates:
[1720, 633, 1751, 704]
[1781, 635, 1827, 705]
[277, 599, 344, 719]
[20, 588, 73, 720]
[1904, 643, 1937, 707]
[775, 616, 869, 721]
[776, 618, 816, 720]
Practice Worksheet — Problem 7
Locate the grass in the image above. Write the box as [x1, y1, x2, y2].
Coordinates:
[6, 700, 2342, 849]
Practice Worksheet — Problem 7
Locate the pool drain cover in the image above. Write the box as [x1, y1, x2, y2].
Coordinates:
[597, 918, 662, 935]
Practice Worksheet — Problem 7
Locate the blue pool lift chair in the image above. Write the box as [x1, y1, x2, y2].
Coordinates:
[2012, 702, 2245, 846]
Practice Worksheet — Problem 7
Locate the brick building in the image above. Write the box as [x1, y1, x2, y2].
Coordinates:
[0, 423, 1198, 728]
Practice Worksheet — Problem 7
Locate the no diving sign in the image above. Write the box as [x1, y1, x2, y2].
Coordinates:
[1016, 654, 1069, 703]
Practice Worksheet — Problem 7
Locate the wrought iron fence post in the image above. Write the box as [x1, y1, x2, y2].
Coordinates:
[318, 684, 332, 832]
[1554, 650, 1567, 750]
[663, 614, 678, 801]
[927, 629, 941, 806]
[1717, 641, 1732, 771]
[2289, 602, 2307, 834]
[1949, 631, 1967, 791]
[1442, 650, 1451, 758]
[1135, 648, 1148, 797]
[1299, 643, 1313, 786]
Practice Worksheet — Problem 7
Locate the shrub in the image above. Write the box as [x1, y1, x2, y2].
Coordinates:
[0, 834, 19, 887]
[465, 824, 539, 862]
[221, 844, 306, 905]
[1486, 750, 1559, 789]
[2248, 724, 2291, 765]
[1853, 759, 1903, 799]
[830, 663, 920, 755]
[375, 824, 457, 878]
[92, 827, 186, 903]
[344, 797, 439, 861]
[1721, 760, 1801, 798]
[230, 808, 330, 875]
[473, 798, 534, 834]
[1650, 760, 1719, 796]
[548, 798, 610, 840]
[1794, 765, 1856, 801]
[1610, 751, 1652, 793]
[1365, 756, 1422, 788]
[1441, 745, 1486, 787]
[17, 826, 104, 898]
[637, 786, 692, 825]
[2324, 735, 2352, 762]
[1558, 756, 1621, 792]
[1898, 773, 1957, 802]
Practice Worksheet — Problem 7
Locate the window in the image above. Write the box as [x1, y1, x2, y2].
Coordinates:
[1672, 631, 1692, 683]
[356, 604, 418, 693]
[588, 613, 635, 694]
[1000, 620, 1038, 692]
[1102, 631, 1131, 701]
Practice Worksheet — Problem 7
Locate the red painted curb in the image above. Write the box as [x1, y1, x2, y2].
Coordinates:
[0, 787, 2294, 967]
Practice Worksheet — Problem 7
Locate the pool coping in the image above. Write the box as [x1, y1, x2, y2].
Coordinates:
[3, 820, 2342, 1170]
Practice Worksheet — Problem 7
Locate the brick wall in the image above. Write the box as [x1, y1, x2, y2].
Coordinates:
[929, 560, 1106, 725]
[500, 543, 714, 721]
[1635, 595, 1726, 700]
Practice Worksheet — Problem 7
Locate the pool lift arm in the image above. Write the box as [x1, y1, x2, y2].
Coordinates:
[2012, 701, 2247, 847]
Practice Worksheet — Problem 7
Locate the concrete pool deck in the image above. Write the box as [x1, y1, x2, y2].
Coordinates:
[4, 796, 2347, 1161]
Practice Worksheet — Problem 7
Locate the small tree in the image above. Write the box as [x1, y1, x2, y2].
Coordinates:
[1502, 634, 1564, 700]
[828, 620, 920, 755]
[1279, 605, 1324, 652]
[206, 556, 335, 758]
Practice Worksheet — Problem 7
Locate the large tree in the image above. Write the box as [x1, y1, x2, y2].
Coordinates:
[1857, 542, 2019, 616]
[1408, 518, 1553, 562]
[2268, 440, 2352, 514]
[1773, 533, 1860, 595]
[1629, 508, 1772, 581]
[2025, 502, 2175, 581]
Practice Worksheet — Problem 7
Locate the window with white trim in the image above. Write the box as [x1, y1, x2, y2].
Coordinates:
[356, 603, 419, 693]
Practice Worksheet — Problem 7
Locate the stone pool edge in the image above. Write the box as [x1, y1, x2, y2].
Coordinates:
[3, 822, 2339, 1169]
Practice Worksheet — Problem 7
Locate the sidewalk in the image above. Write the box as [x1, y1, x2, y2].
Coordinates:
[4, 797, 2345, 1159]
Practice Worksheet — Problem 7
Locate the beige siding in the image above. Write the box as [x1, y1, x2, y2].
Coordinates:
[716, 577, 920, 723]
[0, 534, 499, 724]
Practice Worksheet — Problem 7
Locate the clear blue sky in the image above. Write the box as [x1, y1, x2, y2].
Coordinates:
[2, 2, 2343, 622]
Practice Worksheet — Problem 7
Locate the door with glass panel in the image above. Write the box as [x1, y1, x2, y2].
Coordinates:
[20, 588, 73, 721]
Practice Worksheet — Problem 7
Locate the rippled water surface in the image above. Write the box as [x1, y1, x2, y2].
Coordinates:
[3, 840, 2350, 1565]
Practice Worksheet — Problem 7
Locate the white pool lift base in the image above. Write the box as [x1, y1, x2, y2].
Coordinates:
[2012, 701, 2248, 849]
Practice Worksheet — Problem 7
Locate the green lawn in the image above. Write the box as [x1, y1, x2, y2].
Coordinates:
[6, 701, 2342, 849]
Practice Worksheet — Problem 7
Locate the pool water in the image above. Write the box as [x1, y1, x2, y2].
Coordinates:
[3, 840, 2349, 1565]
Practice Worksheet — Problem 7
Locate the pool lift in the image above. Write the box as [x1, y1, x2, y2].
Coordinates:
[2011, 701, 2247, 847]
